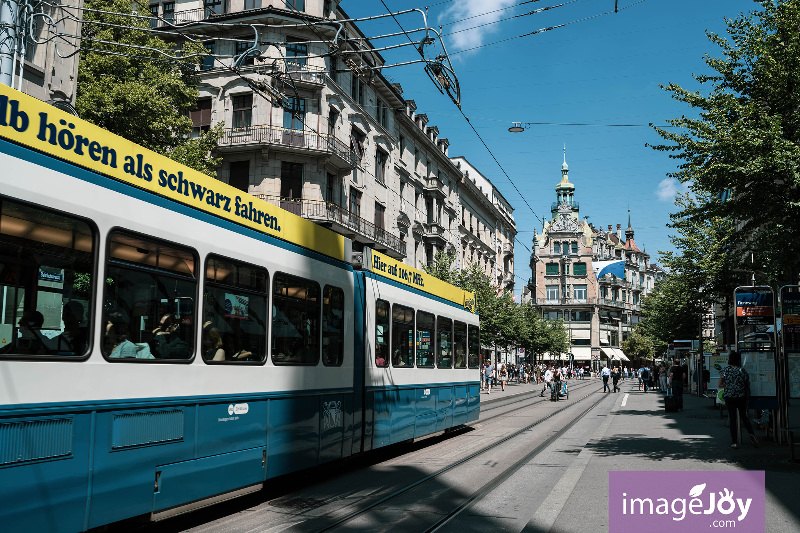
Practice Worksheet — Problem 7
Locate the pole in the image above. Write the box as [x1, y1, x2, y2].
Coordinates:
[0, 0, 19, 87]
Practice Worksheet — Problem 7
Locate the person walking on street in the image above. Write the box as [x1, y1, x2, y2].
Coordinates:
[668, 359, 685, 410]
[499, 363, 508, 391]
[541, 366, 553, 397]
[718, 351, 758, 449]
[483, 361, 494, 394]
[612, 367, 621, 392]
[601, 365, 611, 393]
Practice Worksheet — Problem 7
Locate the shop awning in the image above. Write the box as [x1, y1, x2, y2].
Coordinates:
[570, 346, 592, 361]
[603, 347, 630, 362]
[613, 348, 631, 362]
[600, 347, 614, 358]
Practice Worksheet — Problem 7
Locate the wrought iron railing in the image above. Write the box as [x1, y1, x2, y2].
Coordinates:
[219, 125, 355, 167]
[255, 195, 405, 256]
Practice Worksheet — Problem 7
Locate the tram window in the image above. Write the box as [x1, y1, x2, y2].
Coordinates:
[416, 311, 434, 368]
[468, 325, 480, 369]
[437, 316, 453, 368]
[375, 299, 389, 367]
[103, 231, 196, 361]
[272, 273, 320, 365]
[0, 197, 94, 358]
[391, 304, 413, 367]
[453, 321, 467, 368]
[322, 285, 344, 366]
[202, 255, 267, 363]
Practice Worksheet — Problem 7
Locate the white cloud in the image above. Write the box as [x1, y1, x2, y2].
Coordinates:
[438, 0, 517, 54]
[656, 178, 689, 202]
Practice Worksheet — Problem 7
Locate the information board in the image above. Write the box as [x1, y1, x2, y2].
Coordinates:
[781, 288, 800, 399]
[734, 286, 777, 400]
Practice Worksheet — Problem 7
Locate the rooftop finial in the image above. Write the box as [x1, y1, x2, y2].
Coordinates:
[561, 144, 568, 171]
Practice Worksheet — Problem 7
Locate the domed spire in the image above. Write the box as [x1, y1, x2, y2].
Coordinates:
[557, 145, 573, 189]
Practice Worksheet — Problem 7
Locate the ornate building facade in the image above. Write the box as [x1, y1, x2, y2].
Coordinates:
[156, 0, 480, 269]
[526, 152, 664, 368]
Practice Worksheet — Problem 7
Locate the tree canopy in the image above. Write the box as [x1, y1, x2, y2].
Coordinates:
[647, 0, 800, 345]
[77, 0, 221, 176]
[422, 251, 569, 362]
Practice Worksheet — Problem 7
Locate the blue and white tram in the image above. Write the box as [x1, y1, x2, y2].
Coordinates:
[0, 86, 480, 532]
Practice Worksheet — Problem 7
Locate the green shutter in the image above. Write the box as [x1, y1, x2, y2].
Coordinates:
[573, 262, 586, 276]
[546, 263, 559, 276]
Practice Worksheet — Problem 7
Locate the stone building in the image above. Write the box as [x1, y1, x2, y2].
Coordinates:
[1, 0, 81, 110]
[450, 156, 515, 292]
[155, 0, 467, 267]
[526, 152, 664, 368]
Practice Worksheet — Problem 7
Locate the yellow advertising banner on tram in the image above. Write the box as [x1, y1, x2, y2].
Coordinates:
[367, 249, 476, 313]
[0, 84, 347, 262]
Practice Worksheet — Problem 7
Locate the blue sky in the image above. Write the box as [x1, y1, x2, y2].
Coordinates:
[342, 0, 758, 297]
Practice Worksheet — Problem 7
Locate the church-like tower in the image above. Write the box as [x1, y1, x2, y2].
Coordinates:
[551, 147, 579, 220]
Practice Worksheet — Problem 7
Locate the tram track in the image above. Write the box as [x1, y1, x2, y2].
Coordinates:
[309, 382, 613, 533]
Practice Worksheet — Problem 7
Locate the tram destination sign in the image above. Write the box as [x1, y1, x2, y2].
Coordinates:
[735, 292, 774, 325]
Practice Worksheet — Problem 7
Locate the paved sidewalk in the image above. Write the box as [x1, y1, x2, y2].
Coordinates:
[540, 379, 800, 533]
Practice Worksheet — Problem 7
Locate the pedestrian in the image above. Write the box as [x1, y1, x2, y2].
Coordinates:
[499, 363, 508, 391]
[718, 351, 758, 449]
[668, 359, 685, 411]
[601, 365, 611, 393]
[702, 364, 710, 396]
[541, 366, 553, 397]
[483, 361, 494, 394]
[612, 366, 621, 392]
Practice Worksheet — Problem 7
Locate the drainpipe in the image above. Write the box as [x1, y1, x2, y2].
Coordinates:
[1, 0, 19, 87]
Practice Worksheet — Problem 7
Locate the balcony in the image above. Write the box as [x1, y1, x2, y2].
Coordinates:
[219, 125, 356, 169]
[551, 201, 580, 211]
[150, 6, 224, 28]
[274, 61, 325, 87]
[503, 242, 513, 257]
[256, 195, 406, 259]
[423, 220, 446, 245]
[423, 176, 446, 199]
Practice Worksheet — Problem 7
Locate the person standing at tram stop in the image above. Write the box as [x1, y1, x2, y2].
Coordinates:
[601, 365, 611, 393]
[668, 359, 686, 411]
[718, 350, 759, 449]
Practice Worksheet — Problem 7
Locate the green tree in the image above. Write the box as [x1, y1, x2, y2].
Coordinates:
[77, 0, 221, 175]
[652, 0, 800, 287]
[421, 250, 457, 284]
[622, 327, 655, 362]
[638, 273, 703, 349]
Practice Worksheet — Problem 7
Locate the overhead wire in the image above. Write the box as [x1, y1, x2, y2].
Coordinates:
[450, 0, 649, 55]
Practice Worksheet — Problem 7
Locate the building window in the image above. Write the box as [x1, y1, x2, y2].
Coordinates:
[326, 173, 342, 206]
[163, 2, 174, 23]
[349, 187, 361, 218]
[573, 285, 587, 302]
[280, 162, 303, 199]
[399, 135, 405, 155]
[546, 285, 559, 302]
[323, 0, 332, 17]
[284, 0, 305, 11]
[572, 241, 578, 254]
[204, 0, 224, 17]
[201, 41, 215, 70]
[351, 76, 365, 105]
[329, 56, 339, 83]
[572, 339, 591, 346]
[189, 98, 212, 137]
[232, 94, 252, 129]
[235, 40, 255, 66]
[283, 97, 306, 131]
[553, 242, 560, 254]
[375, 149, 387, 185]
[570, 310, 591, 322]
[546, 263, 559, 276]
[149, 4, 159, 28]
[229, 160, 250, 192]
[573, 262, 586, 276]
[544, 310, 562, 321]
[377, 99, 388, 127]
[350, 127, 365, 161]
[244, 0, 261, 9]
[375, 203, 385, 231]
[286, 38, 307, 69]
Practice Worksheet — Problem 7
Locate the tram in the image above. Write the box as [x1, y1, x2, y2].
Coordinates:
[0, 85, 480, 532]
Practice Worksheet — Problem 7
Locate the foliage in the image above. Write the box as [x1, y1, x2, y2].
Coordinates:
[423, 254, 569, 361]
[77, 0, 222, 176]
[638, 273, 704, 349]
[651, 0, 800, 287]
[621, 327, 655, 361]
